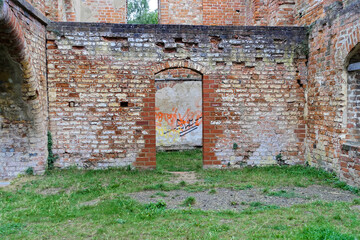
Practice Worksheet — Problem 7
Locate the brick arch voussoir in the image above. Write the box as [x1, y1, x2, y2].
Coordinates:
[0, 2, 40, 108]
[152, 60, 208, 76]
[335, 24, 360, 69]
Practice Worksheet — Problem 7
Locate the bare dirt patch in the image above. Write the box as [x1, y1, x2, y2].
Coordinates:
[128, 185, 358, 211]
[38, 187, 63, 195]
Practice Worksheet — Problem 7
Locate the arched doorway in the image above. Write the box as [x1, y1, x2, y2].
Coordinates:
[155, 67, 203, 171]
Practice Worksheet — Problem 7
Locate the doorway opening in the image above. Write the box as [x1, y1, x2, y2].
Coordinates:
[155, 67, 203, 171]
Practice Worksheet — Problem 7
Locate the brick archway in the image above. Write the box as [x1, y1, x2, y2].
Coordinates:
[134, 60, 221, 168]
[0, 2, 47, 178]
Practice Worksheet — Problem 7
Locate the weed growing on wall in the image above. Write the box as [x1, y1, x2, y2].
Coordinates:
[47, 131, 58, 170]
[25, 167, 33, 175]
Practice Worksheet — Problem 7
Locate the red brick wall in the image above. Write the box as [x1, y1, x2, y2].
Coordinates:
[296, 0, 360, 185]
[266, 0, 295, 26]
[46, 23, 307, 169]
[26, 0, 46, 15]
[45, 0, 66, 21]
[159, 0, 296, 26]
[340, 143, 360, 185]
[45, 0, 127, 23]
[0, 0, 48, 178]
[203, 0, 251, 26]
[159, 0, 203, 25]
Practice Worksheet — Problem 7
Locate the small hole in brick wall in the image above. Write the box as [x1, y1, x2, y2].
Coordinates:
[236, 10, 240, 13]
[233, 61, 245, 66]
[210, 36, 221, 44]
[103, 36, 128, 42]
[313, 143, 317, 149]
[175, 38, 183, 43]
[121, 46, 129, 52]
[297, 79, 304, 88]
[156, 42, 165, 48]
[69, 101, 79, 107]
[164, 48, 177, 53]
[72, 46, 85, 50]
[121, 102, 128, 107]
[255, 57, 263, 62]
[185, 42, 199, 48]
[274, 38, 286, 44]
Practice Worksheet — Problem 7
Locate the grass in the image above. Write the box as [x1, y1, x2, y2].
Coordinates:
[0, 161, 359, 239]
[266, 190, 298, 198]
[181, 196, 196, 206]
[156, 149, 202, 171]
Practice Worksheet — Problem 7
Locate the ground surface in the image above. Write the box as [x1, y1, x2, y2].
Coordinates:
[1, 160, 360, 239]
[129, 184, 357, 211]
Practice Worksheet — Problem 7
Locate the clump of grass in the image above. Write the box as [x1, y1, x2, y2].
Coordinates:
[249, 202, 263, 207]
[150, 192, 168, 198]
[209, 189, 217, 194]
[140, 200, 167, 219]
[230, 201, 238, 206]
[210, 224, 230, 232]
[181, 197, 196, 207]
[116, 219, 126, 224]
[0, 223, 24, 236]
[262, 188, 269, 194]
[331, 180, 360, 195]
[232, 184, 253, 190]
[267, 190, 297, 198]
[179, 181, 187, 187]
[143, 183, 176, 191]
[295, 226, 356, 240]
[244, 202, 280, 214]
[269, 225, 288, 231]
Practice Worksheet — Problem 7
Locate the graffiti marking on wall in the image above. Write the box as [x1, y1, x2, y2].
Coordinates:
[156, 107, 202, 137]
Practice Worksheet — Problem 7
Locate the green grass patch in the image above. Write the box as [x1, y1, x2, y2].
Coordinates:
[0, 165, 359, 239]
[156, 149, 202, 171]
[199, 165, 360, 191]
[181, 196, 196, 207]
[295, 226, 357, 240]
[267, 190, 298, 198]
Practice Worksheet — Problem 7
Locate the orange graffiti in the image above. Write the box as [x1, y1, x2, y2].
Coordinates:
[156, 108, 202, 137]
